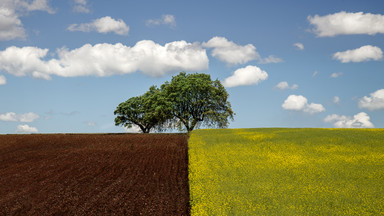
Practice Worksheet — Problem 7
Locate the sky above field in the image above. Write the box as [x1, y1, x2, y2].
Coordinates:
[1, 0, 384, 133]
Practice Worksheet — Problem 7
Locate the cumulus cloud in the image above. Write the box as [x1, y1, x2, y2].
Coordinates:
[333, 45, 383, 63]
[282, 95, 325, 114]
[0, 0, 54, 40]
[0, 75, 6, 85]
[73, 0, 90, 13]
[203, 37, 282, 65]
[0, 40, 209, 79]
[330, 72, 343, 78]
[324, 112, 374, 128]
[0, 46, 52, 78]
[146, 14, 176, 27]
[223, 65, 268, 88]
[293, 43, 304, 50]
[275, 81, 298, 90]
[68, 16, 129, 35]
[0, 8, 26, 40]
[16, 124, 38, 133]
[308, 11, 384, 37]
[358, 89, 384, 111]
[276, 81, 289, 89]
[0, 112, 39, 122]
[203, 37, 260, 65]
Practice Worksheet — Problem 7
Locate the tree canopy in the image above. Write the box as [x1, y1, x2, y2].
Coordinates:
[114, 72, 234, 133]
[114, 86, 169, 133]
[161, 72, 234, 133]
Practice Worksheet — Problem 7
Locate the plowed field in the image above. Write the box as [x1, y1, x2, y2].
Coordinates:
[0, 133, 190, 215]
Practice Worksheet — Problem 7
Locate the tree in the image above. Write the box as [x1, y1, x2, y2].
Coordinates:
[114, 86, 169, 133]
[161, 72, 234, 133]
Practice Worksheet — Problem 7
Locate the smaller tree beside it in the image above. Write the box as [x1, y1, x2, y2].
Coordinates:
[114, 86, 169, 133]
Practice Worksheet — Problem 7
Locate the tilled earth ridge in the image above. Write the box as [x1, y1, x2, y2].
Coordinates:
[0, 133, 190, 215]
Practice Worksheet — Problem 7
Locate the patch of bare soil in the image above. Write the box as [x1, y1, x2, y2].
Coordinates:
[0, 133, 189, 215]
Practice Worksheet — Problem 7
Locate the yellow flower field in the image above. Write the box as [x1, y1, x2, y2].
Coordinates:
[188, 128, 384, 215]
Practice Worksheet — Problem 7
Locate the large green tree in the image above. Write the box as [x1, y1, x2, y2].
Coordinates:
[114, 86, 169, 133]
[161, 72, 234, 133]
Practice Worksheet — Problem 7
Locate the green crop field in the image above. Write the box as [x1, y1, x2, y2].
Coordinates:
[188, 128, 384, 215]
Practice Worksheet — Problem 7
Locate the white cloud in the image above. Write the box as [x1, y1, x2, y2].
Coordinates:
[203, 37, 260, 65]
[330, 72, 343, 78]
[324, 112, 374, 128]
[312, 71, 318, 77]
[146, 14, 176, 27]
[16, 124, 38, 133]
[333, 96, 340, 104]
[276, 81, 289, 89]
[0, 112, 17, 121]
[259, 55, 283, 64]
[19, 0, 54, 13]
[0, 46, 52, 78]
[0, 41, 209, 79]
[73, 0, 90, 13]
[276, 81, 298, 90]
[2, 0, 55, 14]
[293, 43, 304, 50]
[308, 11, 384, 37]
[358, 89, 384, 111]
[0, 75, 6, 85]
[0, 112, 39, 122]
[0, 8, 26, 40]
[223, 65, 268, 88]
[68, 16, 129, 35]
[333, 45, 383, 63]
[202, 37, 282, 65]
[0, 0, 54, 41]
[282, 95, 325, 114]
[124, 125, 141, 133]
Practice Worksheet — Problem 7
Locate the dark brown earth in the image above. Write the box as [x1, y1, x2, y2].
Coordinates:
[0, 133, 190, 215]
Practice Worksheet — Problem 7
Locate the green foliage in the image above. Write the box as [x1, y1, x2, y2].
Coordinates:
[114, 86, 169, 133]
[114, 72, 234, 133]
[161, 72, 234, 133]
[189, 128, 384, 215]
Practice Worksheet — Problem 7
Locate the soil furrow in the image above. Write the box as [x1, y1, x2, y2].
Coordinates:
[0, 133, 190, 215]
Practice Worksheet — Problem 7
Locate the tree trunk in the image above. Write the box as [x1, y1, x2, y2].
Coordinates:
[138, 125, 150, 133]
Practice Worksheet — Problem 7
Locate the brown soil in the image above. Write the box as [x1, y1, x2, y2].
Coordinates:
[0, 133, 190, 215]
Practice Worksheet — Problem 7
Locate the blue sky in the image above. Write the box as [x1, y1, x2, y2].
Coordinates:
[0, 0, 383, 133]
